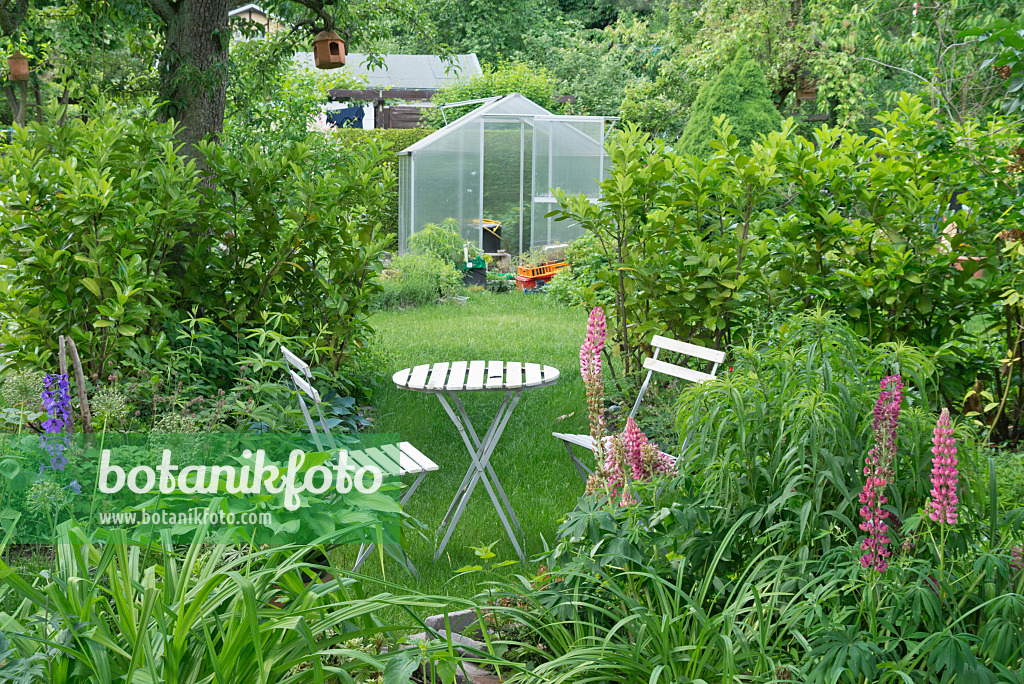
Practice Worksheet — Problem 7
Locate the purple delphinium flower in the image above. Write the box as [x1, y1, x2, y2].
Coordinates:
[40, 373, 73, 457]
[859, 375, 903, 573]
[927, 408, 959, 526]
[65, 480, 82, 495]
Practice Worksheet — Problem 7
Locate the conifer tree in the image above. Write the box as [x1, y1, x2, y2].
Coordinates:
[680, 46, 783, 158]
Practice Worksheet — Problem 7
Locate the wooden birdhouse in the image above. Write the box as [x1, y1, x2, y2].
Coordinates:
[796, 74, 817, 102]
[7, 51, 29, 82]
[313, 31, 345, 70]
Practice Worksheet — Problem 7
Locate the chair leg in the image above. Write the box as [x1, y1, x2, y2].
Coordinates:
[563, 440, 593, 482]
[353, 471, 429, 575]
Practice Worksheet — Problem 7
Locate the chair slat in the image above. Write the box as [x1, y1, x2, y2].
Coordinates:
[446, 361, 468, 390]
[466, 360, 486, 390]
[363, 446, 401, 477]
[289, 369, 321, 403]
[346, 449, 375, 470]
[381, 443, 418, 475]
[651, 335, 726, 364]
[408, 364, 431, 389]
[486, 360, 504, 389]
[426, 362, 450, 390]
[398, 441, 439, 472]
[280, 345, 309, 372]
[644, 357, 716, 384]
[524, 363, 542, 386]
[505, 361, 523, 388]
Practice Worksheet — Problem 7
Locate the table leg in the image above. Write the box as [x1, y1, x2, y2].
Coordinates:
[436, 391, 511, 528]
[434, 390, 525, 561]
[448, 392, 523, 534]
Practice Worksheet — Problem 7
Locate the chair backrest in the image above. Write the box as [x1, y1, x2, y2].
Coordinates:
[629, 335, 726, 419]
[280, 345, 336, 451]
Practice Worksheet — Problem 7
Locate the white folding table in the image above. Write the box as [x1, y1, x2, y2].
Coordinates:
[392, 361, 560, 562]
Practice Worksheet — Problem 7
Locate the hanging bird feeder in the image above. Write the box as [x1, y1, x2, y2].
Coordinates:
[313, 31, 345, 69]
[7, 51, 29, 82]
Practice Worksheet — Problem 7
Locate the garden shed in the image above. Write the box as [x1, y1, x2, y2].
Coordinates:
[397, 93, 613, 256]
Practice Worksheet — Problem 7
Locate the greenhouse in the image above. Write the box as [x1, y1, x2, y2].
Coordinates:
[397, 93, 614, 256]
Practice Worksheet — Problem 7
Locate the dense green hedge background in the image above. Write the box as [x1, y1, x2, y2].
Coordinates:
[332, 128, 435, 247]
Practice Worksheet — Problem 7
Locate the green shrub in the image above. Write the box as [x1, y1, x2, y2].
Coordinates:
[679, 46, 783, 158]
[408, 218, 482, 263]
[330, 128, 435, 246]
[380, 253, 464, 308]
[421, 62, 564, 128]
[544, 232, 613, 307]
[0, 526, 488, 681]
[0, 101, 390, 382]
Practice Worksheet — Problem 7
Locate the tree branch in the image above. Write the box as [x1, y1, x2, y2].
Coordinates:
[286, 0, 332, 31]
[148, 0, 176, 25]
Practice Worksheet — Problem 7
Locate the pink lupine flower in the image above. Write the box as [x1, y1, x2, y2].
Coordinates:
[580, 307, 607, 464]
[1011, 546, 1022, 579]
[927, 408, 959, 526]
[621, 416, 675, 480]
[870, 375, 903, 480]
[587, 433, 627, 500]
[859, 375, 902, 573]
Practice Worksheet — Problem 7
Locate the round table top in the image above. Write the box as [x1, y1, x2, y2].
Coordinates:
[393, 361, 560, 393]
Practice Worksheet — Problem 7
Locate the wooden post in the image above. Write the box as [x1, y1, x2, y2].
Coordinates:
[65, 338, 94, 435]
[58, 336, 68, 379]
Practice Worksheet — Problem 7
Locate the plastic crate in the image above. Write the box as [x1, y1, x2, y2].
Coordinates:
[515, 274, 552, 291]
[517, 260, 566, 279]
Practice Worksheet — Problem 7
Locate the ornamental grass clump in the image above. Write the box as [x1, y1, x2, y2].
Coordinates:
[859, 375, 902, 573]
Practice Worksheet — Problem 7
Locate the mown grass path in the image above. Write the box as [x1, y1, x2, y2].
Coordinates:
[348, 293, 588, 597]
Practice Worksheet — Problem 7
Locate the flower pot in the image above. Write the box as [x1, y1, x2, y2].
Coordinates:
[462, 268, 486, 287]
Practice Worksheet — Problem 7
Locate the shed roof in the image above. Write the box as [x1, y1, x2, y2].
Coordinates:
[292, 53, 481, 90]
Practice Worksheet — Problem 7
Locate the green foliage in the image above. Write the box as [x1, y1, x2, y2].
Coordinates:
[520, 17, 666, 118]
[965, 17, 1024, 115]
[223, 34, 363, 167]
[380, 253, 464, 309]
[0, 100, 391, 384]
[331, 127, 434, 244]
[544, 232, 613, 307]
[679, 46, 783, 158]
[553, 96, 1020, 410]
[0, 103, 207, 376]
[0, 524, 492, 682]
[410, 0, 557, 65]
[422, 61, 564, 128]
[407, 218, 481, 264]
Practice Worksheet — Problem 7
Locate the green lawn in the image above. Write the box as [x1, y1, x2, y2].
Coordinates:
[336, 292, 589, 598]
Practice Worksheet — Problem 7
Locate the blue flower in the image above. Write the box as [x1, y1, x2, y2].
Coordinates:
[39, 373, 73, 463]
[66, 480, 81, 494]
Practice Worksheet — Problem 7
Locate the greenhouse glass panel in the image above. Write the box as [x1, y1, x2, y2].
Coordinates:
[397, 94, 613, 255]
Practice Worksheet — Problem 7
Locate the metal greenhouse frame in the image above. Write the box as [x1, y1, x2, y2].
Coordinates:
[397, 93, 613, 255]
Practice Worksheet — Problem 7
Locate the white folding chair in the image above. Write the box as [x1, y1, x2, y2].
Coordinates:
[553, 335, 725, 480]
[280, 345, 437, 576]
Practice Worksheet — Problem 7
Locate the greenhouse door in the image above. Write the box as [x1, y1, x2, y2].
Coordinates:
[531, 116, 607, 249]
[481, 116, 532, 256]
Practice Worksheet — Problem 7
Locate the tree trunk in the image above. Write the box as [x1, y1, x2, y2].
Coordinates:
[153, 0, 231, 161]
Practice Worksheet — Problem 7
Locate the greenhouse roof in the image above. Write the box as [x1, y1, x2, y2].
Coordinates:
[398, 93, 555, 156]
